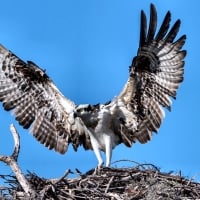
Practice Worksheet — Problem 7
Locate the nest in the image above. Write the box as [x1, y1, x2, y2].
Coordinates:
[0, 163, 200, 200]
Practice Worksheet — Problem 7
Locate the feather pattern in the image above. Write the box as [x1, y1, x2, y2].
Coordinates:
[0, 47, 87, 154]
[0, 4, 186, 167]
[120, 4, 186, 144]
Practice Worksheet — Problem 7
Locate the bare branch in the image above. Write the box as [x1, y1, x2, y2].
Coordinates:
[0, 124, 36, 197]
[10, 124, 20, 161]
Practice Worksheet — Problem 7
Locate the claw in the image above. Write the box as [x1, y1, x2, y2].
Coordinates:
[93, 164, 103, 175]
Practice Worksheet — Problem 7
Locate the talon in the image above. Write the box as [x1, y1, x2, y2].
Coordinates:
[98, 161, 104, 168]
[93, 164, 103, 175]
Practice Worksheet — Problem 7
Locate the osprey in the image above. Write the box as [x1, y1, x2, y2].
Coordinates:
[0, 4, 186, 167]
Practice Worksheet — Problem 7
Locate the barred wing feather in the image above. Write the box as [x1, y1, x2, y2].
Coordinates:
[0, 46, 87, 153]
[119, 4, 186, 144]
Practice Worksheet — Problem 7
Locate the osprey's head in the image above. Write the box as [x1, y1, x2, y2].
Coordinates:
[75, 104, 92, 114]
[75, 103, 101, 113]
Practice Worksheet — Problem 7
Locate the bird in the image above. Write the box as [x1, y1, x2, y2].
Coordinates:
[0, 4, 186, 167]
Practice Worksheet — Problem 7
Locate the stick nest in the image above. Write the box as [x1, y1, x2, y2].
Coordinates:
[0, 163, 200, 200]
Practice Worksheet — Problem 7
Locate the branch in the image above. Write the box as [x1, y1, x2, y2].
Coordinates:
[10, 124, 20, 161]
[0, 124, 36, 197]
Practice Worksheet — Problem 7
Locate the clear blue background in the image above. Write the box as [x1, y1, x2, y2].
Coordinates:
[0, 0, 199, 183]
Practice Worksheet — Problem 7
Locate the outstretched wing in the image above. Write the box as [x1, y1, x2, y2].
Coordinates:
[0, 45, 88, 153]
[117, 4, 186, 144]
[0, 4, 186, 157]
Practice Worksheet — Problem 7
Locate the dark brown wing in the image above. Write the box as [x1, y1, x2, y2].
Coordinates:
[0, 45, 87, 153]
[118, 4, 186, 144]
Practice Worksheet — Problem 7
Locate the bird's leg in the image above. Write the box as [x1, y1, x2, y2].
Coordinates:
[92, 143, 104, 168]
[105, 135, 112, 167]
[88, 130, 104, 167]
[92, 147, 104, 175]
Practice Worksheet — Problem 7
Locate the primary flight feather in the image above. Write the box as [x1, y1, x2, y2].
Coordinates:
[0, 4, 186, 167]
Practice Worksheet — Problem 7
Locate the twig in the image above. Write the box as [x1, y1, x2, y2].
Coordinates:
[50, 169, 72, 184]
[111, 159, 140, 166]
[106, 193, 123, 200]
[105, 176, 114, 193]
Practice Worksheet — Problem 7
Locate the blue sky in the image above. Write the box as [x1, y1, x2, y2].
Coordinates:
[0, 0, 199, 183]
